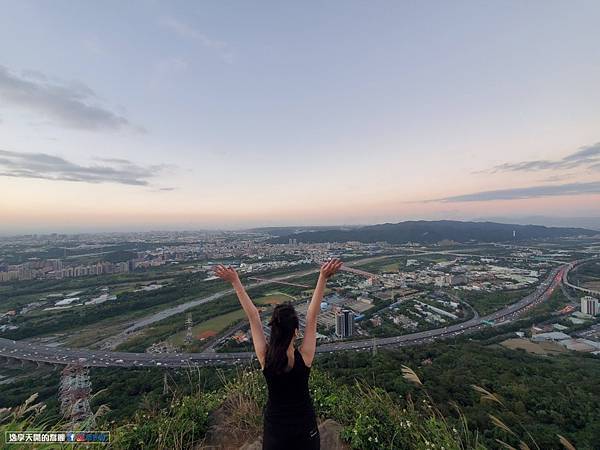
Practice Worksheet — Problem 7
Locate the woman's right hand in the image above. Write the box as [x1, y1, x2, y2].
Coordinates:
[320, 258, 343, 279]
[214, 265, 241, 284]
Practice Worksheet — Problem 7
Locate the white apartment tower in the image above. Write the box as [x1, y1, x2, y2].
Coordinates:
[581, 296, 599, 316]
[335, 309, 354, 338]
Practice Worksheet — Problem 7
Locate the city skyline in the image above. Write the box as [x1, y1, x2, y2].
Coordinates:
[1, 1, 600, 234]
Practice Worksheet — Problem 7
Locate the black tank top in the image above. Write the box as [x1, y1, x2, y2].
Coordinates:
[262, 348, 316, 426]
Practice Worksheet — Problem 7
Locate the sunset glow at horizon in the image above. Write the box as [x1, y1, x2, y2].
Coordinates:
[1, 1, 599, 234]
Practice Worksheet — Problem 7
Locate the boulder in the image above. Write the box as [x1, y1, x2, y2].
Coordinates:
[239, 439, 262, 450]
[319, 419, 349, 450]
[237, 419, 349, 450]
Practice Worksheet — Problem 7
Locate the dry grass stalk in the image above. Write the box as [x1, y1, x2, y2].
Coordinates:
[471, 384, 504, 406]
[496, 439, 518, 450]
[489, 414, 516, 437]
[401, 365, 423, 387]
[557, 434, 576, 450]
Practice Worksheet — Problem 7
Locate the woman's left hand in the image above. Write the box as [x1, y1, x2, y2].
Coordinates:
[214, 265, 241, 284]
[320, 258, 343, 279]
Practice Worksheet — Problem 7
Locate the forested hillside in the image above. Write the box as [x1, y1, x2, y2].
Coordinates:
[267, 220, 597, 244]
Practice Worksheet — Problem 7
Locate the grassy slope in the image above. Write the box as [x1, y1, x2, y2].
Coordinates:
[2, 340, 597, 449]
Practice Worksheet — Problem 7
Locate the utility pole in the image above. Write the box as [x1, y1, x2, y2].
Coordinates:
[185, 313, 193, 346]
[163, 372, 170, 396]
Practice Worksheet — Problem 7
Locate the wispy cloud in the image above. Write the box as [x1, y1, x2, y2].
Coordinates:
[159, 17, 234, 64]
[150, 57, 190, 86]
[435, 181, 600, 202]
[0, 149, 166, 186]
[0, 66, 140, 131]
[485, 142, 600, 173]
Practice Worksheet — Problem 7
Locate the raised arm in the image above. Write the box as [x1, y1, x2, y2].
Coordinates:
[300, 258, 343, 367]
[214, 265, 267, 368]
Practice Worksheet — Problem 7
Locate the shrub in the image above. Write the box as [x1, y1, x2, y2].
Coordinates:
[111, 392, 218, 450]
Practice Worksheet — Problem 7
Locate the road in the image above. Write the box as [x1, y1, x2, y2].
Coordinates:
[0, 263, 565, 368]
[562, 257, 600, 297]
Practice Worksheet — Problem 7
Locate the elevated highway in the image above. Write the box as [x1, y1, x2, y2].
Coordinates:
[562, 257, 600, 297]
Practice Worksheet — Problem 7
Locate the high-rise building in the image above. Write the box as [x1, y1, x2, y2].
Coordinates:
[49, 259, 63, 271]
[581, 296, 599, 316]
[336, 309, 354, 338]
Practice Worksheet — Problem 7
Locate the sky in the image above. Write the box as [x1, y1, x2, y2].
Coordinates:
[1, 0, 600, 234]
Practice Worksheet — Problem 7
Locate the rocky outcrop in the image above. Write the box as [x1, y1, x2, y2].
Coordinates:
[200, 419, 350, 450]
[317, 419, 350, 449]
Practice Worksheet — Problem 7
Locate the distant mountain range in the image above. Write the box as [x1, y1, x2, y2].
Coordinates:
[473, 216, 600, 231]
[257, 220, 598, 244]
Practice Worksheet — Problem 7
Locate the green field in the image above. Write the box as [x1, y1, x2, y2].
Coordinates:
[301, 287, 331, 297]
[169, 308, 247, 345]
[111, 270, 317, 352]
[459, 288, 532, 315]
[353, 257, 406, 273]
[254, 292, 295, 305]
[380, 261, 403, 272]
[571, 260, 600, 289]
[167, 292, 296, 346]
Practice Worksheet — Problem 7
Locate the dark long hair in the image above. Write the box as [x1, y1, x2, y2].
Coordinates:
[265, 302, 299, 374]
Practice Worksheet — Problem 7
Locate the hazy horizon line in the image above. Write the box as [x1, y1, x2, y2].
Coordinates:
[2, 215, 600, 238]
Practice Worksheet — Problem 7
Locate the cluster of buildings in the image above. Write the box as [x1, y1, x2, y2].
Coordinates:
[0, 259, 130, 282]
[529, 327, 600, 355]
[0, 244, 209, 283]
[0, 232, 396, 284]
[0, 286, 125, 329]
[388, 258, 543, 293]
[372, 291, 463, 330]
[200, 234, 391, 265]
[556, 295, 600, 327]
[291, 294, 362, 340]
[510, 295, 600, 355]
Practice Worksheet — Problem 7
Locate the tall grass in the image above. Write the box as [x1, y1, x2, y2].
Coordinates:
[110, 390, 218, 449]
[0, 392, 110, 450]
[470, 383, 577, 450]
[2, 364, 580, 450]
